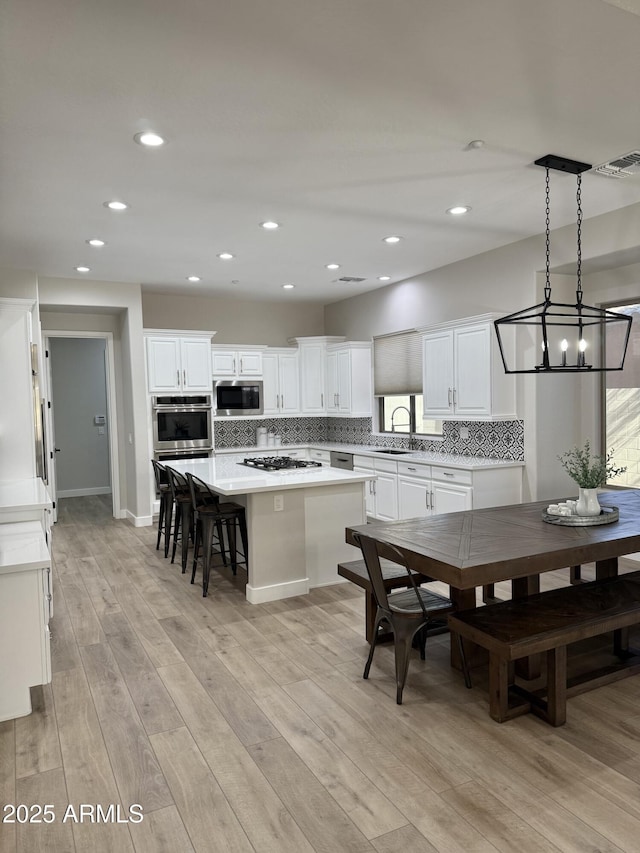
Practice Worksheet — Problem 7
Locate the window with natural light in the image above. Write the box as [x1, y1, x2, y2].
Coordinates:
[378, 394, 442, 436]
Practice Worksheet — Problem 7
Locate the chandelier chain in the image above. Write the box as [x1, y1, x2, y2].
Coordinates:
[576, 173, 583, 301]
[544, 168, 551, 300]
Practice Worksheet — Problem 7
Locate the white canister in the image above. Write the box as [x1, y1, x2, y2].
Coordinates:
[267, 432, 275, 447]
[274, 434, 282, 447]
[256, 427, 268, 447]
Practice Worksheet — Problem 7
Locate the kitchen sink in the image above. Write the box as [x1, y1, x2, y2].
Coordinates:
[373, 449, 412, 455]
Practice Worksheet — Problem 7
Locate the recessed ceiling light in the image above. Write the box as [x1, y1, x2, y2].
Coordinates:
[86, 239, 106, 247]
[378, 275, 391, 281]
[186, 276, 201, 282]
[134, 131, 165, 147]
[326, 263, 340, 270]
[446, 205, 471, 215]
[261, 221, 280, 230]
[104, 200, 128, 211]
[383, 235, 403, 244]
[75, 266, 90, 273]
[282, 284, 295, 290]
[231, 279, 239, 285]
[217, 252, 234, 260]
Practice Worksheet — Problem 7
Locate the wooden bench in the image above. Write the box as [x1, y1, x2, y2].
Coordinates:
[448, 571, 640, 726]
[338, 559, 436, 643]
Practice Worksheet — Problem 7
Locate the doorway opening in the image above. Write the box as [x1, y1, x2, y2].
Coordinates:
[603, 302, 640, 488]
[43, 331, 121, 520]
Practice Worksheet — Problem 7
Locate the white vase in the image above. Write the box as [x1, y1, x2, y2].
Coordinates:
[576, 487, 601, 517]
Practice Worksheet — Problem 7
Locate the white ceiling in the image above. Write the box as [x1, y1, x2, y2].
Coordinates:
[2, 0, 640, 304]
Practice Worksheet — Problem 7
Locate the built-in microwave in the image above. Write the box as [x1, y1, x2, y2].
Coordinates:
[213, 379, 263, 416]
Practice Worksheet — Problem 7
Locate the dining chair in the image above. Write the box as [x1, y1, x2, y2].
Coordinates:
[151, 459, 173, 556]
[353, 531, 471, 704]
[186, 472, 248, 596]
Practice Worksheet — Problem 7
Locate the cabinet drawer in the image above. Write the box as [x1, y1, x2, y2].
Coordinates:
[284, 448, 308, 459]
[374, 457, 398, 474]
[397, 461, 431, 479]
[431, 465, 472, 485]
[309, 448, 330, 463]
[354, 455, 375, 470]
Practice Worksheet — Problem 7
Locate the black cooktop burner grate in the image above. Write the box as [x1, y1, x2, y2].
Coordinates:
[241, 456, 323, 472]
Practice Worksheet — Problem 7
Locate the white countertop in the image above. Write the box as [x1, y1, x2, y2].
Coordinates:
[170, 454, 375, 496]
[0, 521, 50, 575]
[213, 443, 524, 471]
[0, 478, 52, 513]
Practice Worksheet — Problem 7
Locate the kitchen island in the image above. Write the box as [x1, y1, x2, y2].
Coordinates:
[171, 455, 374, 603]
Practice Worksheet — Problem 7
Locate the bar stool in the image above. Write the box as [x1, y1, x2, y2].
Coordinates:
[165, 467, 194, 573]
[151, 459, 173, 557]
[186, 472, 249, 597]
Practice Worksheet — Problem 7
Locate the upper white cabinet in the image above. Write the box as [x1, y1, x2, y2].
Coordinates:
[262, 349, 300, 415]
[211, 347, 264, 377]
[145, 331, 214, 393]
[422, 315, 515, 420]
[293, 337, 342, 414]
[326, 342, 372, 417]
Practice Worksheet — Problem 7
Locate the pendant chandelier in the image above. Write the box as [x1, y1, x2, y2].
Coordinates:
[494, 154, 631, 374]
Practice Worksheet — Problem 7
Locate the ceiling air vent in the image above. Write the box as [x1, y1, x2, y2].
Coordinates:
[336, 276, 366, 283]
[594, 150, 640, 178]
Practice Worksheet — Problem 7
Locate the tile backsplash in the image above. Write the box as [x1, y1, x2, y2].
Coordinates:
[214, 417, 524, 461]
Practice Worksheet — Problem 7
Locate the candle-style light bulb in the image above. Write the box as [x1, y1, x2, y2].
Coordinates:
[560, 338, 568, 367]
[578, 338, 587, 367]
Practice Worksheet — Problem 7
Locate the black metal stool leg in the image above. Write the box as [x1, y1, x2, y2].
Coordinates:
[180, 502, 191, 573]
[156, 495, 165, 550]
[164, 495, 174, 558]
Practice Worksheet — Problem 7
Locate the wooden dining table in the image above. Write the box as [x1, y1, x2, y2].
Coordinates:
[346, 489, 640, 668]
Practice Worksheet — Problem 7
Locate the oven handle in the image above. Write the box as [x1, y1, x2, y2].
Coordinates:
[152, 405, 212, 411]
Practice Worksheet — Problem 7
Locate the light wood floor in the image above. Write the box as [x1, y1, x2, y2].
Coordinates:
[3, 496, 640, 852]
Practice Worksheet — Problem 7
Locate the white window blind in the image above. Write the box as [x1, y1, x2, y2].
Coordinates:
[373, 330, 422, 395]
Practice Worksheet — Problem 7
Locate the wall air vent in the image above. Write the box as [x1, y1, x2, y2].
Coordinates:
[594, 150, 640, 178]
[336, 276, 366, 283]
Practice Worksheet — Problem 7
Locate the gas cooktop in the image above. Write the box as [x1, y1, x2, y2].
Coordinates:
[241, 456, 323, 472]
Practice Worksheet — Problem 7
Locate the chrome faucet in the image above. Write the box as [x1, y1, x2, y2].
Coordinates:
[390, 405, 418, 449]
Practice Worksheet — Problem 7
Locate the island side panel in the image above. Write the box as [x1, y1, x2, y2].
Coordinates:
[303, 481, 365, 588]
[244, 489, 309, 604]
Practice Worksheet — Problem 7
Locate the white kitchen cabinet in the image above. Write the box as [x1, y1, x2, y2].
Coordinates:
[422, 315, 515, 420]
[211, 347, 264, 377]
[326, 342, 372, 417]
[291, 337, 345, 415]
[0, 521, 52, 721]
[145, 331, 214, 393]
[262, 350, 300, 415]
[354, 455, 398, 521]
[309, 448, 331, 464]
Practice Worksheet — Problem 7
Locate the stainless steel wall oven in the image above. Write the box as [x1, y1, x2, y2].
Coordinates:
[152, 394, 212, 453]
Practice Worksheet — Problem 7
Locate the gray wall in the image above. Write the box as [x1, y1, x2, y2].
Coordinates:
[142, 291, 325, 345]
[49, 338, 110, 496]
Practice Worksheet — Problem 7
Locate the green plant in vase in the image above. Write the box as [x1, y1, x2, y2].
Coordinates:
[558, 440, 626, 516]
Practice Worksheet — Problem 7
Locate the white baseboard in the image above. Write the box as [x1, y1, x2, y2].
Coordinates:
[246, 577, 309, 604]
[126, 510, 153, 528]
[57, 487, 112, 498]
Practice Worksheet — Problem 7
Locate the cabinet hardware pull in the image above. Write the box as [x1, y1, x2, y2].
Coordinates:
[407, 467, 416, 471]
[177, 370, 180, 385]
[240, 358, 243, 373]
[233, 358, 236, 373]
[183, 370, 186, 386]
[321, 393, 324, 407]
[453, 387, 457, 405]
[430, 490, 434, 508]
[442, 471, 454, 477]
[448, 387, 452, 406]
